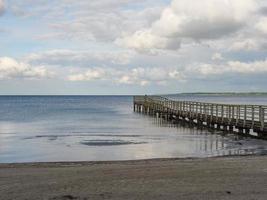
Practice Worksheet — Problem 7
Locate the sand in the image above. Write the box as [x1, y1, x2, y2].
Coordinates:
[1, 156, 267, 200]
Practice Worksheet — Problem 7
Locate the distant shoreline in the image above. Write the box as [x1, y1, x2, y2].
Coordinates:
[168, 92, 267, 96]
[0, 92, 267, 96]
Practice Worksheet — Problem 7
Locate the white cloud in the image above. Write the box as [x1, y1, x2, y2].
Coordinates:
[68, 68, 107, 81]
[116, 67, 185, 86]
[154, 0, 255, 39]
[255, 17, 267, 34]
[227, 60, 267, 73]
[68, 66, 185, 86]
[0, 0, 4, 15]
[116, 29, 180, 53]
[186, 59, 267, 77]
[118, 0, 257, 52]
[67, 58, 267, 85]
[25, 49, 134, 66]
[186, 63, 221, 76]
[0, 57, 54, 80]
[229, 39, 261, 51]
[14, 0, 164, 42]
[212, 53, 223, 61]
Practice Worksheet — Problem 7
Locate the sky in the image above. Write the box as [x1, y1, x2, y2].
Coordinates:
[0, 0, 267, 95]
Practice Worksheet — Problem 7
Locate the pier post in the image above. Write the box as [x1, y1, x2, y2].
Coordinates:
[238, 128, 244, 134]
[245, 129, 250, 135]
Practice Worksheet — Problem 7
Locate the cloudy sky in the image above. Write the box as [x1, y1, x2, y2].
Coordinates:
[0, 0, 267, 95]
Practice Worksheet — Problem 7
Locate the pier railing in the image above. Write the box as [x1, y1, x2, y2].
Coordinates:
[134, 95, 267, 136]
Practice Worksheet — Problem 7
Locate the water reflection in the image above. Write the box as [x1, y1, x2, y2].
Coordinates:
[1, 96, 267, 163]
[145, 113, 267, 157]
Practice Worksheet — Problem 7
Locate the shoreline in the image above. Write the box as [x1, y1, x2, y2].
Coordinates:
[0, 153, 266, 167]
[1, 155, 267, 200]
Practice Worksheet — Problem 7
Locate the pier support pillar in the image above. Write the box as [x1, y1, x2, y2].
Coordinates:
[238, 128, 244, 134]
[210, 124, 215, 129]
[197, 120, 203, 126]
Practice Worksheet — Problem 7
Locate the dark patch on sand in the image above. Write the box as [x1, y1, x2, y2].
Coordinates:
[51, 195, 78, 200]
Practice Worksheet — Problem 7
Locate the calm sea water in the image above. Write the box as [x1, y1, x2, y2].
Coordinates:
[1, 95, 267, 163]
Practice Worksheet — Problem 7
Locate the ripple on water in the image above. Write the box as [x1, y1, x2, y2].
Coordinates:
[80, 139, 146, 146]
[24, 134, 143, 140]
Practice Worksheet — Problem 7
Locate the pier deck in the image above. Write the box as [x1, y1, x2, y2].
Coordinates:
[134, 95, 267, 137]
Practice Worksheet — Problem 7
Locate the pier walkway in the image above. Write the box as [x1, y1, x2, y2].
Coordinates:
[134, 95, 267, 138]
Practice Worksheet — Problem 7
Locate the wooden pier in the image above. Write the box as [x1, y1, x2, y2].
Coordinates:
[133, 95, 267, 138]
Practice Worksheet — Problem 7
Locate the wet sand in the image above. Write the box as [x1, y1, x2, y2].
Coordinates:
[1, 156, 267, 200]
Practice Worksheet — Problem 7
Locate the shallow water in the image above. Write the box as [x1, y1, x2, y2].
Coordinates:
[1, 95, 267, 163]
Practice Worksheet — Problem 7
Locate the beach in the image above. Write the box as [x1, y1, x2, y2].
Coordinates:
[1, 155, 267, 200]
[2, 0, 267, 198]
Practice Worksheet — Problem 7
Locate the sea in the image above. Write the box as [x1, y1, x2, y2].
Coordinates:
[1, 95, 267, 163]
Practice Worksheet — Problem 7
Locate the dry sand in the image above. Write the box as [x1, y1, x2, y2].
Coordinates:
[1, 156, 267, 200]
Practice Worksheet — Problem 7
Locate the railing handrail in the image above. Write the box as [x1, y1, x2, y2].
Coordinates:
[135, 95, 267, 108]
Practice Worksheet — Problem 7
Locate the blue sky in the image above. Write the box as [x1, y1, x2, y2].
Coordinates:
[0, 0, 267, 95]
